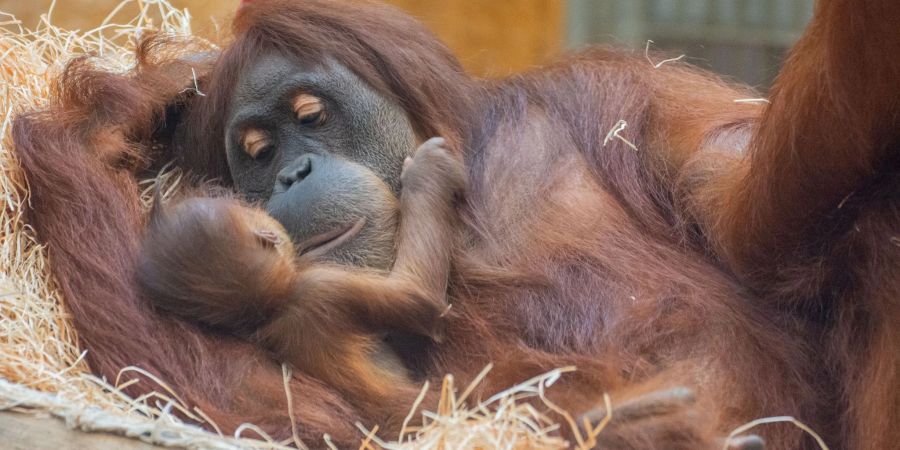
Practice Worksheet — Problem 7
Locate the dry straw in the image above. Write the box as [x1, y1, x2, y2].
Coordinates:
[0, 1, 583, 448]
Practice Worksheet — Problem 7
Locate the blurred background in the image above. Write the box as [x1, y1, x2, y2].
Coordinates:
[0, 0, 814, 90]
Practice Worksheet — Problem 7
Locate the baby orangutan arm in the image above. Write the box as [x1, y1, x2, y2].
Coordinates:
[267, 137, 465, 335]
[275, 137, 464, 340]
[392, 137, 465, 305]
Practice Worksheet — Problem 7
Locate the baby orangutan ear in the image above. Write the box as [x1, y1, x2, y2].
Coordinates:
[237, 207, 296, 259]
[254, 229, 283, 249]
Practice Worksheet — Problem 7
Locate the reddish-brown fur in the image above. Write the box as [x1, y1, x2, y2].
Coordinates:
[12, 0, 900, 448]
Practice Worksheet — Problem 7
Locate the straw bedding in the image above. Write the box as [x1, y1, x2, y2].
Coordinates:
[0, 1, 581, 448]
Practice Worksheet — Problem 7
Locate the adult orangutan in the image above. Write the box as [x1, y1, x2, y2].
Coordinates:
[12, 0, 900, 448]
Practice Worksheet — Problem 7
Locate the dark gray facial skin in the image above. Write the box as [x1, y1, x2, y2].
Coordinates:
[225, 52, 418, 269]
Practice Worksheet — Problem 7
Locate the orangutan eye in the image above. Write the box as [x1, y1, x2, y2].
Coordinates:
[242, 129, 272, 159]
[293, 94, 325, 125]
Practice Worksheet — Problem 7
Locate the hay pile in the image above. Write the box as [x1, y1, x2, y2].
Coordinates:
[0, 1, 581, 448]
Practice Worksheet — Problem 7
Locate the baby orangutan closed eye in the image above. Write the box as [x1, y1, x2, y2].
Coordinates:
[136, 138, 463, 416]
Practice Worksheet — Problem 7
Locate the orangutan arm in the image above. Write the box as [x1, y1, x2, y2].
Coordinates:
[672, 0, 900, 275]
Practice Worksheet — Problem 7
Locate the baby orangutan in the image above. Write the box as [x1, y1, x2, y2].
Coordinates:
[136, 138, 463, 413]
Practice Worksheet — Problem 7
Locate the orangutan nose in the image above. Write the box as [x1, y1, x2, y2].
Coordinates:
[277, 155, 313, 189]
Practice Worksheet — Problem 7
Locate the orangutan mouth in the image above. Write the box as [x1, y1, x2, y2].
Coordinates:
[297, 218, 366, 258]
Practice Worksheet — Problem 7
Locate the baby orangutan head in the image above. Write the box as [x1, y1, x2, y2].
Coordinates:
[137, 196, 298, 334]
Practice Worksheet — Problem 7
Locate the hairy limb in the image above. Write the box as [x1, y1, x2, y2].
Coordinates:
[292, 266, 445, 342]
[392, 137, 466, 303]
[677, 3, 900, 448]
[690, 0, 900, 274]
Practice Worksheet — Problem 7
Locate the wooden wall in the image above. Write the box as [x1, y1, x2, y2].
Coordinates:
[387, 0, 563, 76]
[0, 0, 564, 76]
